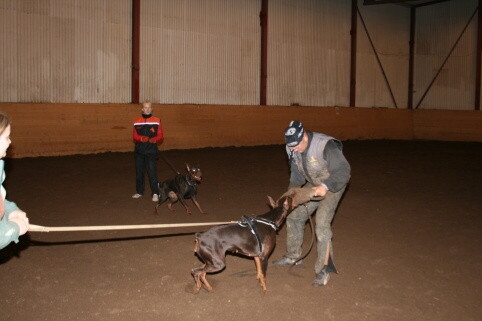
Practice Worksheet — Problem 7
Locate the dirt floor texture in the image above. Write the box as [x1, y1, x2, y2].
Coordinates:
[0, 140, 481, 321]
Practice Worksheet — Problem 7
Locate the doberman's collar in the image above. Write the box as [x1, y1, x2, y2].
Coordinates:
[183, 174, 196, 187]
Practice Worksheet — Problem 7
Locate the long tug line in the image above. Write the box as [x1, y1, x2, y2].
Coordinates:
[28, 221, 238, 233]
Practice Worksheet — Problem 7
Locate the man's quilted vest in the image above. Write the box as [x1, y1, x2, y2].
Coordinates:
[290, 133, 337, 186]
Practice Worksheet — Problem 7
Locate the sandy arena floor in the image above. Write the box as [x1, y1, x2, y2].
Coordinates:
[0, 140, 481, 321]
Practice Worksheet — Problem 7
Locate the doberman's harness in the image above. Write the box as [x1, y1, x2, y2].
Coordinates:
[237, 216, 278, 254]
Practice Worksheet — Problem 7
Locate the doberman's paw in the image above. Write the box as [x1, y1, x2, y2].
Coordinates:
[185, 283, 201, 294]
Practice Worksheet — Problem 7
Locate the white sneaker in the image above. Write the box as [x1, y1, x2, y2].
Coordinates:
[132, 193, 142, 198]
[152, 194, 159, 202]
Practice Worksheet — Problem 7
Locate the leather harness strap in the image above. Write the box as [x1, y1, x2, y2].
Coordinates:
[240, 216, 263, 254]
[238, 216, 278, 255]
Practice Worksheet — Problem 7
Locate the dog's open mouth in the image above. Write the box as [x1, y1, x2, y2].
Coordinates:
[189, 167, 202, 182]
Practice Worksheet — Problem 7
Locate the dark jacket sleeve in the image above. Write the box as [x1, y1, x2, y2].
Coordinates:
[323, 140, 351, 192]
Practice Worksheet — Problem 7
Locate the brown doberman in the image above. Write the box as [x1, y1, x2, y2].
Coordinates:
[191, 195, 295, 294]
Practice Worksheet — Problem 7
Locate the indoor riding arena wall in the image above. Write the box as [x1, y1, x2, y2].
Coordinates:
[0, 103, 481, 158]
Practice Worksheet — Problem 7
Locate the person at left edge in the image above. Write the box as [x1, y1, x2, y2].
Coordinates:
[132, 100, 163, 202]
[0, 112, 29, 250]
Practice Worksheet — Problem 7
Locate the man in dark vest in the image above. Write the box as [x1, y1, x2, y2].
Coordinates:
[273, 120, 351, 287]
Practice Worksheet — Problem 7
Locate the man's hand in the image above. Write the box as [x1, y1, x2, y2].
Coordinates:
[8, 210, 29, 235]
[140, 136, 149, 143]
[313, 185, 328, 197]
[148, 137, 156, 144]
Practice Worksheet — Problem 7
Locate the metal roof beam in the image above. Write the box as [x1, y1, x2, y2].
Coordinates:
[363, 0, 452, 7]
[363, 0, 416, 5]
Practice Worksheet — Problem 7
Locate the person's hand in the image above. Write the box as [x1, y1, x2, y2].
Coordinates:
[140, 136, 149, 143]
[8, 210, 29, 235]
[149, 137, 156, 144]
[313, 185, 328, 197]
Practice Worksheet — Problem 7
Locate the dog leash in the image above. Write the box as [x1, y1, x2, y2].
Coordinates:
[28, 221, 238, 232]
[289, 205, 314, 270]
[159, 151, 180, 175]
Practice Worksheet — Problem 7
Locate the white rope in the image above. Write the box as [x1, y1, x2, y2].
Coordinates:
[28, 221, 238, 233]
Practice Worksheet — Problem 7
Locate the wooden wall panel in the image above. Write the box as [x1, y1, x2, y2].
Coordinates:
[0, 103, 480, 158]
[413, 110, 482, 141]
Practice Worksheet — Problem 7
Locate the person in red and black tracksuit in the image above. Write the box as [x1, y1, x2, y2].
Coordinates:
[132, 100, 163, 202]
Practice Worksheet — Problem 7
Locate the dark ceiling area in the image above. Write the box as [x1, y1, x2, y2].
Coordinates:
[363, 0, 453, 8]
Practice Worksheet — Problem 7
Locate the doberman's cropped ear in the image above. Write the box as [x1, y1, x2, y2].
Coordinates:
[185, 163, 191, 171]
[267, 195, 276, 208]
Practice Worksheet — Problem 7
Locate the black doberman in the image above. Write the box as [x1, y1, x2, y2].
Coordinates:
[156, 164, 207, 215]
